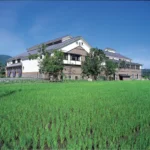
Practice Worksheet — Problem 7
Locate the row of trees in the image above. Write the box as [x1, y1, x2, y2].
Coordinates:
[29, 45, 119, 81]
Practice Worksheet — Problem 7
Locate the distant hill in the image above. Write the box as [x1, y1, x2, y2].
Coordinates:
[0, 55, 11, 65]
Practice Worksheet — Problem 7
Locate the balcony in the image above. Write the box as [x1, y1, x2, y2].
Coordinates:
[63, 60, 81, 65]
[7, 59, 22, 66]
[63, 53, 81, 65]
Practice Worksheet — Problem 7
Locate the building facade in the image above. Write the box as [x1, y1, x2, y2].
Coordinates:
[104, 48, 142, 80]
[6, 35, 142, 80]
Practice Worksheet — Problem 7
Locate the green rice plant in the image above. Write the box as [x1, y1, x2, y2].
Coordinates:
[0, 81, 150, 149]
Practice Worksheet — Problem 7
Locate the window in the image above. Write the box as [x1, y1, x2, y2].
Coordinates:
[40, 55, 42, 59]
[75, 76, 78, 80]
[70, 54, 80, 61]
[137, 74, 138, 79]
[12, 60, 15, 64]
[68, 76, 71, 79]
[46, 40, 62, 46]
[17, 59, 21, 63]
[126, 64, 130, 69]
[79, 42, 83, 46]
[131, 65, 135, 69]
[53, 40, 62, 45]
[64, 53, 68, 60]
[136, 65, 140, 70]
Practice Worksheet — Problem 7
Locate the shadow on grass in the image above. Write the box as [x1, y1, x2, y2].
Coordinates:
[0, 89, 22, 99]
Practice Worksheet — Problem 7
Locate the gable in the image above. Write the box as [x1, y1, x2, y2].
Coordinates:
[61, 38, 91, 53]
[67, 46, 88, 56]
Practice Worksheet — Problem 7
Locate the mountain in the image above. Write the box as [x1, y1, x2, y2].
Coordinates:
[0, 55, 11, 65]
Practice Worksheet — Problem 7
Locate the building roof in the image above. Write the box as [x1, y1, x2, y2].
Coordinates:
[104, 50, 131, 60]
[8, 36, 82, 61]
[46, 36, 81, 51]
[27, 35, 72, 51]
[111, 59, 142, 66]
[105, 48, 116, 53]
[7, 36, 141, 66]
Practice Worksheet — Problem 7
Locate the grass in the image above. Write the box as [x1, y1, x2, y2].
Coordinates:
[0, 81, 150, 149]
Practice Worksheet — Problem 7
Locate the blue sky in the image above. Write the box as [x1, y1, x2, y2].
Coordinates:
[0, 1, 150, 68]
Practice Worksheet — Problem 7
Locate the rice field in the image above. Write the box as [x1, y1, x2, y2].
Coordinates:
[0, 81, 150, 149]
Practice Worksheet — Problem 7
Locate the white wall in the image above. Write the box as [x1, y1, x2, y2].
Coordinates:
[7, 59, 23, 66]
[22, 59, 39, 73]
[61, 39, 91, 53]
[124, 59, 131, 62]
[140, 65, 142, 69]
[7, 61, 12, 66]
[78, 39, 91, 53]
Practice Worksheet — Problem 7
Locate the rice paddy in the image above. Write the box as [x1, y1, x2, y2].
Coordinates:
[0, 81, 150, 149]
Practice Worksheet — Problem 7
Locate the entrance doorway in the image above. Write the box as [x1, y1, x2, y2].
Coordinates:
[119, 74, 130, 81]
[75, 76, 78, 80]
[119, 75, 123, 80]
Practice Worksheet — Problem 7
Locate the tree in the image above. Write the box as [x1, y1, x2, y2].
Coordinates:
[81, 48, 106, 80]
[104, 59, 118, 80]
[28, 44, 64, 81]
[119, 60, 127, 69]
[39, 50, 64, 81]
[0, 62, 5, 78]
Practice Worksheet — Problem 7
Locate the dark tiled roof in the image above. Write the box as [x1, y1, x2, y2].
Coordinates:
[8, 50, 37, 61]
[27, 35, 72, 51]
[111, 59, 142, 66]
[46, 36, 81, 51]
[8, 36, 82, 61]
[104, 51, 131, 60]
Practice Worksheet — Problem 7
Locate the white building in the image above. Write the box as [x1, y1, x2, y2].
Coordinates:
[6, 35, 142, 80]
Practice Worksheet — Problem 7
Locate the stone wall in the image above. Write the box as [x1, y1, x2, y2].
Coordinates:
[22, 72, 46, 78]
[63, 65, 82, 80]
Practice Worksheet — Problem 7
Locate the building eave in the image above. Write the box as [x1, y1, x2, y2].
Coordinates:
[6, 63, 22, 68]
